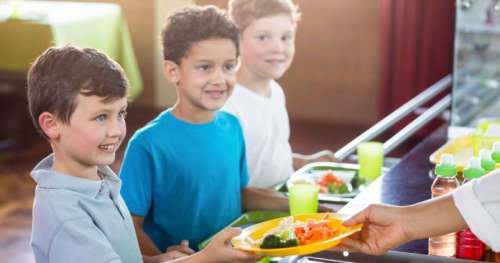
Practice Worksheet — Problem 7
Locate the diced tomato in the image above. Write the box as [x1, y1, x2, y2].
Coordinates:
[318, 171, 344, 187]
[294, 219, 339, 245]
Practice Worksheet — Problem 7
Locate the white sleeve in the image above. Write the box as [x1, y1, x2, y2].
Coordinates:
[453, 169, 500, 252]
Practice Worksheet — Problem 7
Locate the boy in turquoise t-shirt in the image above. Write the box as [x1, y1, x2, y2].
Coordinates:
[119, 5, 289, 259]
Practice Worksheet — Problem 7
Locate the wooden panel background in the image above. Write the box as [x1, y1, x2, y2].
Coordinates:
[197, 0, 381, 126]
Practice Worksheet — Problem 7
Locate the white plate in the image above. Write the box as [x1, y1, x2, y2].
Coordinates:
[287, 169, 359, 198]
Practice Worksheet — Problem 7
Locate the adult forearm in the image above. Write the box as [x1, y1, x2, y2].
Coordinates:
[241, 187, 289, 212]
[405, 193, 467, 240]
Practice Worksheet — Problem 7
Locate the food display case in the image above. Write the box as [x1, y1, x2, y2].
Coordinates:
[451, 0, 500, 130]
[433, 0, 500, 170]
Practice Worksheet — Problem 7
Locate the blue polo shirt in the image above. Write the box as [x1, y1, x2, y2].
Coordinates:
[30, 154, 142, 263]
[120, 109, 249, 251]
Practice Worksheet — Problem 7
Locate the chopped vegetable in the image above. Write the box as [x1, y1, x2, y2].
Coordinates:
[259, 216, 339, 249]
[260, 234, 298, 249]
[317, 171, 351, 194]
[294, 219, 339, 245]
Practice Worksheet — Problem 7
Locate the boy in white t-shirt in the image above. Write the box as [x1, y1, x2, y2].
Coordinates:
[224, 0, 335, 188]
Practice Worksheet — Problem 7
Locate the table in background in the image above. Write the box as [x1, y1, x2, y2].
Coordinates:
[0, 1, 142, 149]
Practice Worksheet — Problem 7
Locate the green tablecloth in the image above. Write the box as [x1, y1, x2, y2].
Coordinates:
[0, 1, 142, 100]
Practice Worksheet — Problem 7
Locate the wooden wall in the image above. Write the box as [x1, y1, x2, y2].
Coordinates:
[197, 0, 381, 126]
[68, 0, 381, 126]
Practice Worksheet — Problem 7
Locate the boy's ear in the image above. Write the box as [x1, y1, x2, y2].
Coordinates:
[163, 60, 180, 84]
[38, 112, 60, 140]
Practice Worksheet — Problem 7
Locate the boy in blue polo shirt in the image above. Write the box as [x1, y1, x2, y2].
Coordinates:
[27, 45, 142, 263]
[119, 5, 289, 257]
[28, 45, 260, 263]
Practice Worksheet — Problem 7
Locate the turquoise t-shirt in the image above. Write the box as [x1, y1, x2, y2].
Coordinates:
[120, 109, 249, 251]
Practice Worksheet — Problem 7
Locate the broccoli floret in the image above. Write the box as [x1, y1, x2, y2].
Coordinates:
[261, 235, 282, 248]
[283, 238, 299, 247]
[260, 234, 299, 248]
[328, 183, 349, 194]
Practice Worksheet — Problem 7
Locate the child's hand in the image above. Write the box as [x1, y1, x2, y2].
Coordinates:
[146, 240, 194, 262]
[331, 204, 413, 255]
[166, 240, 195, 256]
[202, 228, 263, 263]
[318, 204, 335, 212]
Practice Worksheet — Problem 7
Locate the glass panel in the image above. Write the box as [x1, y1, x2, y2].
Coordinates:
[452, 0, 500, 127]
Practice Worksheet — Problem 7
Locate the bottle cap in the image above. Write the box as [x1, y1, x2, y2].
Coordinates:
[480, 149, 496, 172]
[492, 142, 500, 163]
[435, 154, 457, 177]
[463, 157, 485, 180]
[493, 142, 500, 152]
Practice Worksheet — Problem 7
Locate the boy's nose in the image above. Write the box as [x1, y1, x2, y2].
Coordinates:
[271, 39, 286, 53]
[211, 69, 225, 85]
[107, 120, 124, 137]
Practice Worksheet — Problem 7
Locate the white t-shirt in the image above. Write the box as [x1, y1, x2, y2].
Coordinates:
[453, 169, 500, 252]
[223, 81, 294, 188]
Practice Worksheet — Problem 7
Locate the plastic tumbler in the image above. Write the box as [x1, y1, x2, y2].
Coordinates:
[357, 141, 384, 182]
[288, 183, 318, 216]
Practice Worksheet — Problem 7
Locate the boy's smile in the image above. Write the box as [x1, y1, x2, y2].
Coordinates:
[240, 14, 296, 81]
[52, 95, 128, 180]
[166, 38, 238, 123]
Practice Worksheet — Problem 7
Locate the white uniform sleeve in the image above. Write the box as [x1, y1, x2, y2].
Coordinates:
[453, 169, 500, 252]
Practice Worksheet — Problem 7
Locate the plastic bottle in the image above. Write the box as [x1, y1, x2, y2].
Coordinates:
[480, 149, 496, 173]
[429, 154, 460, 257]
[492, 142, 500, 164]
[456, 157, 486, 260]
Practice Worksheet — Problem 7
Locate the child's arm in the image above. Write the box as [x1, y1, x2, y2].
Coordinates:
[293, 150, 336, 170]
[132, 215, 163, 255]
[132, 215, 194, 261]
[165, 228, 262, 263]
[241, 187, 289, 212]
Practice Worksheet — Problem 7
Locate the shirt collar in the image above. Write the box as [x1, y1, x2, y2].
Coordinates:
[30, 154, 121, 199]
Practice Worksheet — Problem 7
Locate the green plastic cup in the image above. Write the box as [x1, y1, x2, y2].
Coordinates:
[357, 141, 384, 182]
[288, 183, 318, 216]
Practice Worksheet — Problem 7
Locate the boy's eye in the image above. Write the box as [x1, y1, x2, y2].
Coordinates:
[224, 63, 236, 72]
[257, 35, 270, 41]
[282, 35, 292, 41]
[95, 114, 106, 122]
[118, 110, 128, 120]
[197, 64, 211, 71]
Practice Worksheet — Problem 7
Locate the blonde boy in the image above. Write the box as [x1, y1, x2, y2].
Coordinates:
[224, 0, 336, 188]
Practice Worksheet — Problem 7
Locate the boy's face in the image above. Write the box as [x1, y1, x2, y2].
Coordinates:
[56, 95, 127, 170]
[167, 38, 238, 114]
[240, 14, 296, 80]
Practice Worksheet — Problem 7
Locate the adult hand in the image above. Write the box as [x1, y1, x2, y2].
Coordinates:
[333, 204, 413, 255]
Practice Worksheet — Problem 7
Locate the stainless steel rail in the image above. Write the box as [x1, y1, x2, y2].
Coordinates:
[334, 74, 452, 161]
[383, 95, 451, 154]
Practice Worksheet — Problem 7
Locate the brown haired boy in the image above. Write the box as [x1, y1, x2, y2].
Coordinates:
[119, 4, 288, 260]
[28, 45, 257, 263]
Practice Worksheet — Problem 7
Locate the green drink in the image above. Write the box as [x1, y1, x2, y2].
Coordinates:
[357, 141, 384, 182]
[288, 183, 318, 216]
